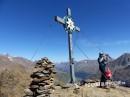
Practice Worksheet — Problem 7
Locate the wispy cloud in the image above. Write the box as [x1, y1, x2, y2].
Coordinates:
[100, 40, 130, 46]
[78, 39, 130, 47]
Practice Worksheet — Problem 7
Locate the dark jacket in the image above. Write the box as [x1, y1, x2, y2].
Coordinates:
[98, 57, 107, 82]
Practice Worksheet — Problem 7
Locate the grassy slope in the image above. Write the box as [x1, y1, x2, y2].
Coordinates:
[0, 65, 31, 97]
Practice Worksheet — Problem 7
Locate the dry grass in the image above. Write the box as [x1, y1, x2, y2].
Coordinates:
[51, 85, 130, 97]
[0, 64, 31, 97]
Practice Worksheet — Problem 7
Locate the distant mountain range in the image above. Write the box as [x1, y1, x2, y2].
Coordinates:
[56, 53, 130, 83]
[0, 53, 130, 83]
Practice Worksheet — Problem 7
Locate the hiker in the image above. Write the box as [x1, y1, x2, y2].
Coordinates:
[98, 52, 108, 88]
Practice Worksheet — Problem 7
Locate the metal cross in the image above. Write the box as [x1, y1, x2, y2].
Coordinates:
[55, 8, 80, 83]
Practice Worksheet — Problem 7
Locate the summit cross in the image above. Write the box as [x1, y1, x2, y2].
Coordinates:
[55, 8, 80, 83]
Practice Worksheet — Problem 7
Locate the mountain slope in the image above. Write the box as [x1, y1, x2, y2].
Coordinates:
[109, 53, 130, 68]
[0, 54, 33, 70]
[109, 53, 130, 84]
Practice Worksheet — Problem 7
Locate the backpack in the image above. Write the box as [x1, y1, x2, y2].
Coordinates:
[105, 67, 112, 79]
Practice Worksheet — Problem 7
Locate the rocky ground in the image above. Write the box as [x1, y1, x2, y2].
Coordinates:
[51, 85, 130, 97]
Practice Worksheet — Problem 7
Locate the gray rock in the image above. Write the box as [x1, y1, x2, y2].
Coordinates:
[23, 57, 56, 97]
[24, 89, 33, 96]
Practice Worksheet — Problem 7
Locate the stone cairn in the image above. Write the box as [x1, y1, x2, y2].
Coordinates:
[24, 57, 56, 97]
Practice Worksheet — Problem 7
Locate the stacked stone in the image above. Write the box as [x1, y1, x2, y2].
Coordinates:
[24, 57, 56, 97]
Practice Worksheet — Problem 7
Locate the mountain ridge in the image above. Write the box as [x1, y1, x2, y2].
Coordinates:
[0, 53, 130, 83]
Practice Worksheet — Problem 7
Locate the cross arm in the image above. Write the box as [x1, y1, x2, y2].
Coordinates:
[55, 16, 65, 25]
[75, 26, 80, 32]
[67, 8, 71, 16]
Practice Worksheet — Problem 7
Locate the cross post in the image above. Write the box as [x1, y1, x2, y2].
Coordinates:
[55, 8, 80, 83]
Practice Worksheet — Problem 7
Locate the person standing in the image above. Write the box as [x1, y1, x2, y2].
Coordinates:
[98, 52, 108, 88]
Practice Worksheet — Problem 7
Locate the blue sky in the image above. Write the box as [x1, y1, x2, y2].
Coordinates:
[0, 0, 130, 62]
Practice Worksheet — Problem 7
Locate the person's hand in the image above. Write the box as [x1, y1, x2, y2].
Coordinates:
[103, 55, 107, 61]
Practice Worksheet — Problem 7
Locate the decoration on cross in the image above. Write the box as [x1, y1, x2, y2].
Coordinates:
[55, 8, 80, 33]
[63, 16, 75, 32]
